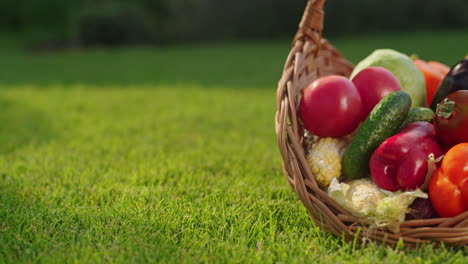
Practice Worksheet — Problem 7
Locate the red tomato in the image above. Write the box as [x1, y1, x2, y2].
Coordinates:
[429, 143, 468, 217]
[299, 75, 362, 137]
[433, 90, 468, 147]
[351, 66, 401, 120]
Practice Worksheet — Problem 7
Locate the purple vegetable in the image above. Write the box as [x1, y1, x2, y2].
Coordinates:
[406, 198, 439, 220]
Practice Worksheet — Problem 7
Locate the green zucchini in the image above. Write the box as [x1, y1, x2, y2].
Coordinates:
[342, 91, 412, 179]
[399, 107, 435, 130]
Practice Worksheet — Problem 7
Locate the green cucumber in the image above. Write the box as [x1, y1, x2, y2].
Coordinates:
[399, 107, 435, 130]
[342, 91, 412, 179]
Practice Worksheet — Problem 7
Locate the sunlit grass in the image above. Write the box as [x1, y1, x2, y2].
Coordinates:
[0, 30, 467, 263]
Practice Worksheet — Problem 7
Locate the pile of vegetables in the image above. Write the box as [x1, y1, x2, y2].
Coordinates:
[299, 49, 468, 232]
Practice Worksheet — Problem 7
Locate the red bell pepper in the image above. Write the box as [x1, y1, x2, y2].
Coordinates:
[429, 143, 468, 217]
[370, 122, 444, 191]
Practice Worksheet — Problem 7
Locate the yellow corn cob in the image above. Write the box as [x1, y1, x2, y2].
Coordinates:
[307, 137, 349, 188]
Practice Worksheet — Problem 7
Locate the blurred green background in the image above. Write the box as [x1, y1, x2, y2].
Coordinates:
[1, 0, 467, 49]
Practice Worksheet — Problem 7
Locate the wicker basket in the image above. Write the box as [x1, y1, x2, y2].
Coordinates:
[275, 0, 468, 246]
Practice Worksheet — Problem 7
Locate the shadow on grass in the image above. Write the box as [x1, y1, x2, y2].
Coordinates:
[0, 184, 40, 262]
[0, 30, 466, 89]
[0, 40, 289, 89]
[0, 98, 54, 154]
[0, 182, 75, 262]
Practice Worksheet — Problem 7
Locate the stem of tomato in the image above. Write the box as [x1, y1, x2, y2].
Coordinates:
[436, 98, 456, 119]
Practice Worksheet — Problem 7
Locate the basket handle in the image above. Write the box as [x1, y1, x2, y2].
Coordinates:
[293, 0, 326, 44]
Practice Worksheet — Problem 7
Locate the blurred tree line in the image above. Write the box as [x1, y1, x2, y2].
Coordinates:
[0, 0, 466, 49]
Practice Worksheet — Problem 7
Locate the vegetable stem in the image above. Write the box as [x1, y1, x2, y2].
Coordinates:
[436, 98, 455, 118]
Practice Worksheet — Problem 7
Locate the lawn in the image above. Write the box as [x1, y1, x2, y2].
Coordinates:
[0, 31, 467, 263]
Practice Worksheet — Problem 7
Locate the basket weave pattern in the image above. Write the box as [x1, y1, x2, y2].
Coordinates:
[275, 0, 468, 245]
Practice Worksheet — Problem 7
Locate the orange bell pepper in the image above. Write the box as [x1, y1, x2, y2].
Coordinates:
[427, 61, 450, 76]
[414, 59, 450, 107]
[429, 143, 468, 217]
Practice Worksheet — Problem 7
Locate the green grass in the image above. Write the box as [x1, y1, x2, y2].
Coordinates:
[0, 30, 467, 263]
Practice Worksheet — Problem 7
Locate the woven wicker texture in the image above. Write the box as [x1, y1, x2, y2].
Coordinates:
[275, 0, 468, 246]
